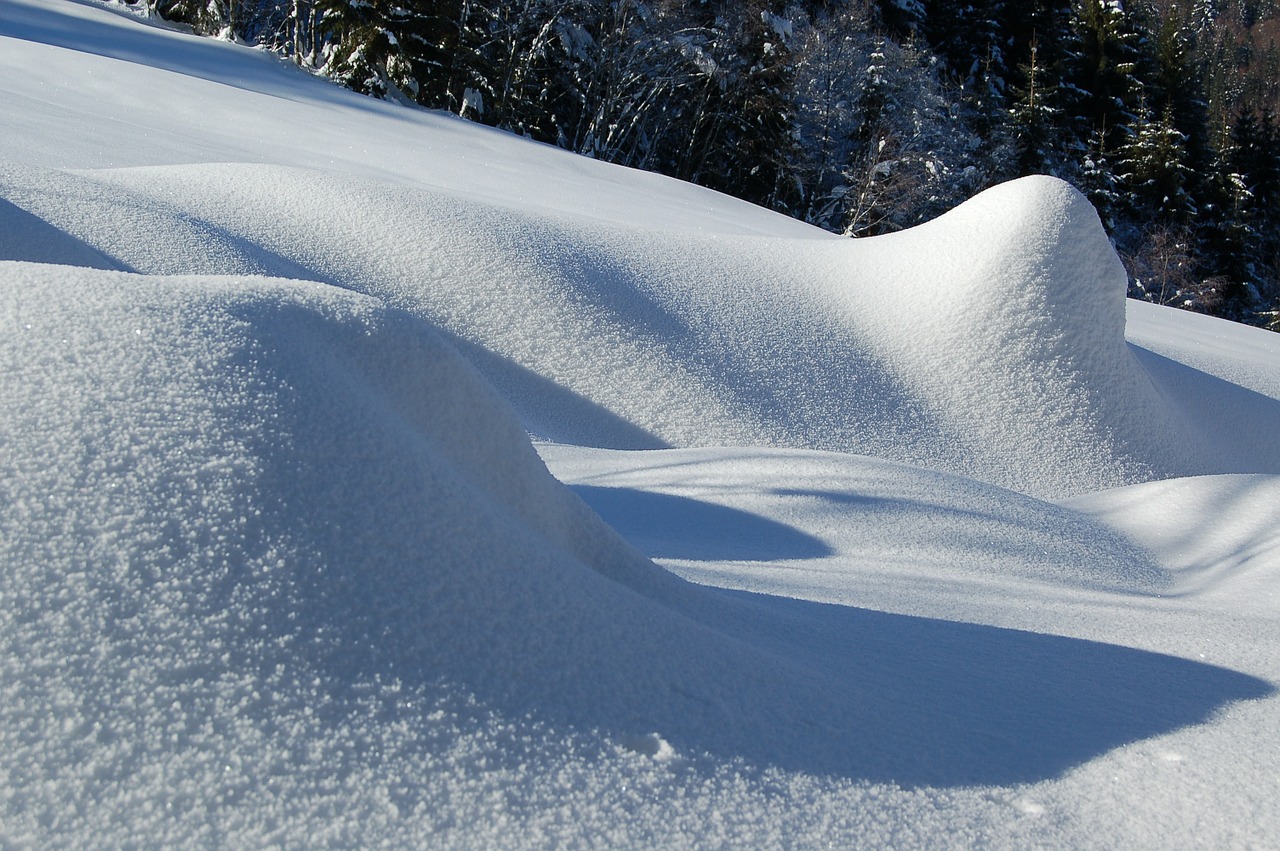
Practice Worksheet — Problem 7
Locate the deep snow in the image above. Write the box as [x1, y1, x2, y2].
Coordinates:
[2, 0, 1279, 847]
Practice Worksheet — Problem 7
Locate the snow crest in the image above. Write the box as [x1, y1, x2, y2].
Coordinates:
[3, 161, 1261, 496]
[4, 2, 1280, 844]
[809, 175, 1216, 494]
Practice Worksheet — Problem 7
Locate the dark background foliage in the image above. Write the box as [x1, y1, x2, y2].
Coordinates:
[133, 0, 1280, 328]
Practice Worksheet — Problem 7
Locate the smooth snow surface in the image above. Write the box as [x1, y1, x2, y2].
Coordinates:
[2, 1, 1280, 847]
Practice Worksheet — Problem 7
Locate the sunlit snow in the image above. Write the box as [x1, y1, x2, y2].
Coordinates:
[2, 0, 1279, 847]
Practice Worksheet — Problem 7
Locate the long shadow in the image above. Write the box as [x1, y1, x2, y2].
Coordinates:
[1131, 344, 1280, 473]
[231, 315, 1273, 789]
[280, 521, 1273, 788]
[570, 485, 833, 561]
[682, 588, 1274, 787]
[0, 197, 128, 270]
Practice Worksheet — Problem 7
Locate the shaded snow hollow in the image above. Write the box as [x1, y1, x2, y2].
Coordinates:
[3, 1, 1280, 847]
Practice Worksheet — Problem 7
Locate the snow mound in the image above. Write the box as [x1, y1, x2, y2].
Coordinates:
[806, 175, 1220, 494]
[542, 444, 1171, 595]
[5, 2, 1280, 843]
[5, 161, 1263, 496]
[1064, 474, 1280, 597]
[0, 261, 740, 836]
[4, 261, 1267, 843]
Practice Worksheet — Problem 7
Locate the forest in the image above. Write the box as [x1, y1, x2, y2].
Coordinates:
[132, 0, 1280, 329]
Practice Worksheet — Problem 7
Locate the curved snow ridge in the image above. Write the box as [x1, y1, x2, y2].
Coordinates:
[1062, 474, 1280, 598]
[0, 260, 913, 828]
[542, 444, 1171, 596]
[809, 176, 1213, 495]
[0, 259, 683, 601]
[0, 162, 1255, 497]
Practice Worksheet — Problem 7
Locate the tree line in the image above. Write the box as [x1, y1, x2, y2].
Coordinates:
[131, 0, 1280, 329]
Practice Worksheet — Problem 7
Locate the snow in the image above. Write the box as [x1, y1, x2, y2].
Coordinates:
[2, 0, 1279, 846]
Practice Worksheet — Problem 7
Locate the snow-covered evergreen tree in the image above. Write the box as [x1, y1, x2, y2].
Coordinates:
[1080, 121, 1123, 229]
[1061, 0, 1146, 154]
[317, 0, 459, 104]
[1118, 101, 1196, 220]
[1007, 35, 1062, 175]
[840, 36, 982, 235]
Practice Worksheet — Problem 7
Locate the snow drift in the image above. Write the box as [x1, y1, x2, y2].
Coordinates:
[2, 0, 1277, 497]
[8, 262, 1263, 843]
[4, 1, 1280, 847]
[4, 159, 1274, 496]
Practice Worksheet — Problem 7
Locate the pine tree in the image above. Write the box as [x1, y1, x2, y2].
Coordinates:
[611, 0, 801, 211]
[1228, 105, 1280, 317]
[454, 0, 601, 142]
[876, 0, 925, 37]
[1199, 116, 1259, 313]
[841, 35, 981, 235]
[562, 1, 682, 164]
[1232, 106, 1280, 205]
[923, 0, 1005, 91]
[1141, 2, 1211, 177]
[1061, 0, 1146, 155]
[1118, 101, 1195, 221]
[789, 1, 877, 230]
[1080, 121, 1122, 229]
[152, 0, 234, 37]
[317, 0, 460, 105]
[1007, 35, 1061, 175]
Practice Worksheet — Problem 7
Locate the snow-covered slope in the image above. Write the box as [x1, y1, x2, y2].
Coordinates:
[5, 1, 1279, 498]
[2, 1, 1279, 847]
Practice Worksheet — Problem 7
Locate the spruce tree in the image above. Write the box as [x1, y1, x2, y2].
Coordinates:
[789, 1, 877, 230]
[1080, 122, 1123, 229]
[1007, 35, 1061, 175]
[1061, 0, 1146, 155]
[1118, 101, 1195, 221]
[317, 0, 460, 105]
[1199, 116, 1259, 313]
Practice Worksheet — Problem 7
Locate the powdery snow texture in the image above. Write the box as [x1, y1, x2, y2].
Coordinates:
[3, 159, 1268, 497]
[3, 1, 1280, 848]
[4, 0, 1278, 498]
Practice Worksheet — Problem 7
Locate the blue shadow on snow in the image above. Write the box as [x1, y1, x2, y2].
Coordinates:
[571, 485, 834, 561]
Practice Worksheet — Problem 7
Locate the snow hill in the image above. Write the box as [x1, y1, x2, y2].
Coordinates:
[2, 1, 1280, 847]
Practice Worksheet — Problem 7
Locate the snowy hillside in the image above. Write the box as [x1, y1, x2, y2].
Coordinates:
[2, 1, 1279, 847]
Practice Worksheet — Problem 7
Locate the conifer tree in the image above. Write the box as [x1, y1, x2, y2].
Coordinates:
[1232, 106, 1280, 204]
[1118, 101, 1195, 220]
[317, 0, 459, 105]
[1007, 35, 1061, 175]
[1199, 116, 1259, 312]
[1080, 122, 1123, 229]
[455, 0, 600, 142]
[789, 1, 877, 230]
[876, 0, 925, 37]
[1142, 2, 1211, 175]
[1062, 0, 1146, 154]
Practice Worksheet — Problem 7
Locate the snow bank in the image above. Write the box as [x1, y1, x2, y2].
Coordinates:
[4, 262, 1266, 843]
[541, 444, 1170, 596]
[0, 261, 721, 839]
[6, 157, 1271, 496]
[4, 1, 1280, 846]
[804, 176, 1225, 493]
[1063, 474, 1280, 598]
[5, 0, 1276, 497]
